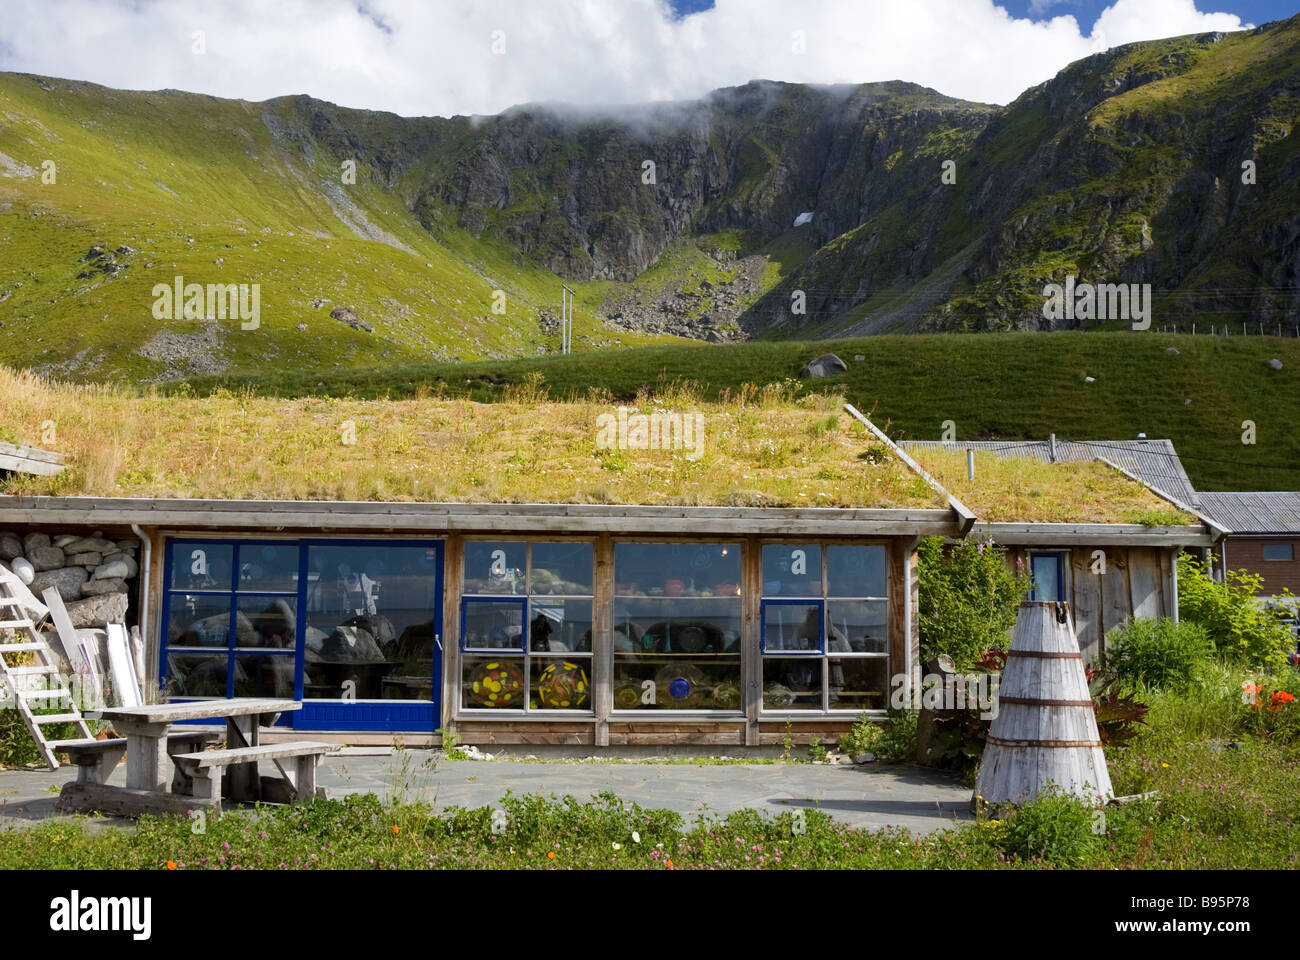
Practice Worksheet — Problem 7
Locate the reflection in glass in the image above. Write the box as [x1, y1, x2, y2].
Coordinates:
[827, 601, 889, 653]
[761, 544, 821, 597]
[828, 658, 890, 710]
[168, 594, 231, 647]
[763, 658, 823, 709]
[169, 542, 234, 591]
[613, 543, 741, 598]
[237, 543, 298, 593]
[826, 545, 887, 597]
[462, 600, 525, 651]
[529, 600, 592, 653]
[233, 653, 295, 698]
[165, 653, 228, 698]
[530, 542, 593, 595]
[762, 603, 822, 652]
[464, 541, 526, 594]
[304, 543, 440, 701]
[235, 596, 297, 649]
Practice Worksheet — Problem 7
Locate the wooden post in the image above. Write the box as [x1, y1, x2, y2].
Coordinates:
[441, 534, 464, 739]
[225, 715, 260, 801]
[742, 535, 762, 745]
[593, 534, 613, 747]
[112, 718, 171, 792]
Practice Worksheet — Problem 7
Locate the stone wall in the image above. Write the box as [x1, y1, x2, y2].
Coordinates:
[0, 529, 137, 628]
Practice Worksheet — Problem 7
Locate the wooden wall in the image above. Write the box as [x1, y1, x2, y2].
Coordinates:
[1008, 544, 1177, 662]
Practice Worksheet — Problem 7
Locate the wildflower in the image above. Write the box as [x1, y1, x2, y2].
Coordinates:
[1160, 762, 1169, 768]
[666, 859, 674, 868]
[166, 861, 177, 870]
[392, 825, 400, 835]
[547, 851, 556, 860]
[612, 843, 621, 851]
[631, 831, 641, 844]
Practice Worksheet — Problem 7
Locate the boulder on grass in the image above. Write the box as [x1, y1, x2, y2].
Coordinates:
[799, 353, 848, 379]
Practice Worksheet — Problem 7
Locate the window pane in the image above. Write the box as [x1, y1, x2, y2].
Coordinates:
[461, 600, 525, 651]
[530, 658, 592, 710]
[612, 657, 741, 711]
[530, 542, 594, 595]
[463, 655, 525, 709]
[235, 596, 297, 649]
[464, 541, 526, 594]
[762, 602, 822, 652]
[613, 598, 741, 653]
[168, 594, 231, 647]
[613, 543, 741, 597]
[1031, 554, 1062, 601]
[236, 543, 298, 592]
[233, 653, 295, 699]
[170, 542, 233, 591]
[826, 545, 887, 597]
[763, 659, 823, 709]
[166, 652, 227, 697]
[828, 658, 890, 711]
[530, 599, 593, 653]
[827, 601, 889, 653]
[1263, 543, 1294, 561]
[304, 543, 440, 700]
[761, 544, 821, 597]
[612, 594, 741, 711]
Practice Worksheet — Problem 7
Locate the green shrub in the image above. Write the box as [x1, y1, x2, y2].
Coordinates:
[997, 789, 1100, 864]
[877, 708, 919, 761]
[918, 535, 1032, 670]
[838, 712, 884, 756]
[1105, 617, 1214, 690]
[1177, 555, 1293, 669]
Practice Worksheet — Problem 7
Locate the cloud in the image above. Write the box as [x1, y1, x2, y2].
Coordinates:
[0, 0, 1253, 115]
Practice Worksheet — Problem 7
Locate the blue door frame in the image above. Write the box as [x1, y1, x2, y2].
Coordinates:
[160, 537, 444, 733]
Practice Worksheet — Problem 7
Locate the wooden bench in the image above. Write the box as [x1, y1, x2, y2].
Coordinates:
[57, 732, 221, 787]
[171, 741, 338, 805]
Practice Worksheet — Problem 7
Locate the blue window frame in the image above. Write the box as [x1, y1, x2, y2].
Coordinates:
[1029, 552, 1066, 602]
[160, 537, 443, 732]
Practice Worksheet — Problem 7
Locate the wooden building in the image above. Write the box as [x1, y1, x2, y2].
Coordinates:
[1198, 492, 1300, 598]
[0, 414, 1224, 747]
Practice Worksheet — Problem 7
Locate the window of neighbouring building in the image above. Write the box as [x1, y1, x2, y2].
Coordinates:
[460, 540, 594, 712]
[760, 544, 889, 712]
[612, 542, 742, 711]
[1263, 543, 1295, 561]
[1029, 552, 1066, 602]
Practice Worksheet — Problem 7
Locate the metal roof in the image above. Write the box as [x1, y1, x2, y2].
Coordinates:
[1197, 492, 1300, 535]
[900, 438, 1200, 507]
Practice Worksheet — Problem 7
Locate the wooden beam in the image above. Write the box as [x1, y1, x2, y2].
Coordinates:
[0, 442, 65, 477]
[843, 404, 977, 536]
[972, 522, 1215, 547]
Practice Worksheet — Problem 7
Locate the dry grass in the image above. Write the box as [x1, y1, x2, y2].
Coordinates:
[0, 367, 1196, 523]
[917, 449, 1192, 525]
[0, 367, 941, 509]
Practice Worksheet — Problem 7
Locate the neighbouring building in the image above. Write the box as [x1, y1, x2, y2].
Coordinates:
[1197, 492, 1300, 598]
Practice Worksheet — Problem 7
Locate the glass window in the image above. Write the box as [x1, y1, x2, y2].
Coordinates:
[164, 540, 299, 701]
[1030, 553, 1064, 602]
[303, 542, 442, 702]
[613, 543, 742, 712]
[1263, 543, 1295, 562]
[761, 544, 889, 712]
[461, 542, 595, 712]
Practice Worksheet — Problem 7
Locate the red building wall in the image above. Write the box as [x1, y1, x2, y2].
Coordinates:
[1223, 537, 1300, 596]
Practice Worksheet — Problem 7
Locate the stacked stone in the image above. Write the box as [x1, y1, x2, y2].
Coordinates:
[0, 529, 137, 628]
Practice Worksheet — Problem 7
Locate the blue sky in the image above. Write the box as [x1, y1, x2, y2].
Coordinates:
[669, 0, 1296, 28]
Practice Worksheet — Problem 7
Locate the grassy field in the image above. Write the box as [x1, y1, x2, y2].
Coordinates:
[174, 331, 1300, 492]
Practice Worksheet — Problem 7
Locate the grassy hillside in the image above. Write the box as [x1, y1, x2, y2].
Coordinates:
[172, 332, 1300, 492]
[0, 74, 673, 381]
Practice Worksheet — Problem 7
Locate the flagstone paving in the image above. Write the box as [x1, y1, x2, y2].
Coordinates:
[0, 753, 973, 835]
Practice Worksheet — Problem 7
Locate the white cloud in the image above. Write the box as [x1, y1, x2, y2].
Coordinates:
[0, 0, 1253, 115]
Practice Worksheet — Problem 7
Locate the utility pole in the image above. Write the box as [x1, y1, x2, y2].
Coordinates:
[560, 285, 576, 355]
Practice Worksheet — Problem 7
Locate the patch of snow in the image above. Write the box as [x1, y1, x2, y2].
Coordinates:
[793, 211, 814, 227]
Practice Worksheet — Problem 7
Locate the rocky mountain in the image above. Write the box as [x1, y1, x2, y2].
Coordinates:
[0, 14, 1297, 381]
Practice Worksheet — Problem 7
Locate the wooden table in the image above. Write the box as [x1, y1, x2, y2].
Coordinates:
[64, 698, 302, 815]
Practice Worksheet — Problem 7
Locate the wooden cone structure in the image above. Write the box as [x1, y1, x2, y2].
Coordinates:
[974, 601, 1112, 808]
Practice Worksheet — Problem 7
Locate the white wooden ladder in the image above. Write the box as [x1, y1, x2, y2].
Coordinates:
[0, 583, 95, 770]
